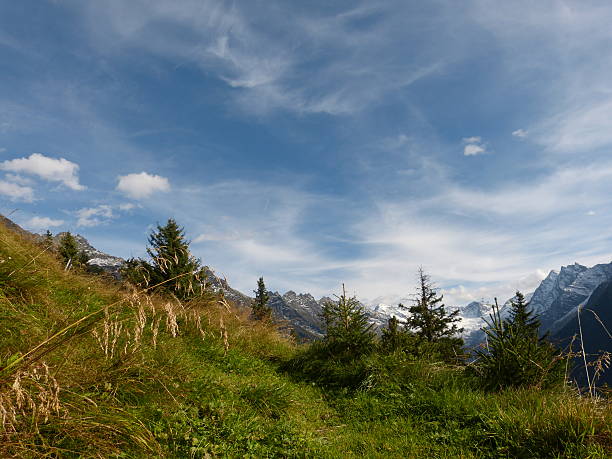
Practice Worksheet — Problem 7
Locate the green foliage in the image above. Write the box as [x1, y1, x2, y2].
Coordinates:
[252, 276, 272, 320]
[404, 268, 463, 344]
[473, 293, 565, 390]
[121, 218, 205, 299]
[507, 290, 541, 338]
[58, 232, 78, 266]
[43, 230, 54, 249]
[381, 316, 404, 352]
[1, 219, 610, 458]
[321, 284, 375, 357]
[283, 340, 372, 388]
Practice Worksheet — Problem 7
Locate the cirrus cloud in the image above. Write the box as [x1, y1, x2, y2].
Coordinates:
[116, 172, 170, 200]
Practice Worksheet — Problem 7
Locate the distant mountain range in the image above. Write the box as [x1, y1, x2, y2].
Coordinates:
[3, 214, 610, 375]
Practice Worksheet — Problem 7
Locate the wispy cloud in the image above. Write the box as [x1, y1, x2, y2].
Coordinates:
[75, 205, 114, 227]
[72, 1, 452, 116]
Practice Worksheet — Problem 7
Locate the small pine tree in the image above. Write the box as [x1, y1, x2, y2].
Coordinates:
[252, 276, 272, 320]
[58, 232, 79, 268]
[122, 219, 205, 300]
[507, 291, 540, 338]
[405, 267, 463, 342]
[321, 284, 374, 356]
[43, 230, 54, 249]
[474, 294, 564, 390]
[381, 316, 408, 352]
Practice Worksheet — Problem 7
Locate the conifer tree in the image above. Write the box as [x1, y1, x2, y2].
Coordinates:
[58, 232, 79, 267]
[474, 294, 563, 390]
[507, 291, 540, 338]
[321, 284, 374, 356]
[381, 316, 408, 352]
[57, 232, 88, 269]
[404, 267, 463, 342]
[43, 230, 54, 249]
[123, 219, 204, 299]
[252, 276, 272, 320]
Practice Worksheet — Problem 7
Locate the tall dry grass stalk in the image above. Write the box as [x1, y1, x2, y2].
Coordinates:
[0, 362, 61, 434]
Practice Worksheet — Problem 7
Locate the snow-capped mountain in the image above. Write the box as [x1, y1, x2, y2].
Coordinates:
[52, 232, 125, 278]
[268, 291, 326, 339]
[506, 262, 612, 332]
[5, 215, 608, 350]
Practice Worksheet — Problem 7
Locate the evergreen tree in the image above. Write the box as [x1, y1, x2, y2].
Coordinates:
[58, 232, 79, 267]
[43, 230, 54, 249]
[404, 267, 463, 342]
[57, 232, 88, 269]
[252, 276, 272, 320]
[381, 316, 408, 352]
[123, 219, 204, 299]
[321, 284, 374, 356]
[507, 291, 540, 338]
[474, 294, 564, 390]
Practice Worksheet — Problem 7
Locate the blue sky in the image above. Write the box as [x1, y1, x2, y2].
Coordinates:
[1, 0, 612, 304]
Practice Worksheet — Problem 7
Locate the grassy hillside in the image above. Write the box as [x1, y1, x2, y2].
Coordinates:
[0, 221, 610, 458]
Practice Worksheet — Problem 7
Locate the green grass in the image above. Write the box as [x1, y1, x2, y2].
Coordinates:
[0, 222, 610, 457]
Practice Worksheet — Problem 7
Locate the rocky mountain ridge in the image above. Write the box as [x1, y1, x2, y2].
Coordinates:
[3, 215, 609, 348]
[40, 230, 612, 347]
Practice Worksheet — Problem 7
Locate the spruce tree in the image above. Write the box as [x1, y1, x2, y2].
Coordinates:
[475, 294, 563, 390]
[321, 284, 374, 356]
[43, 230, 54, 249]
[252, 276, 272, 320]
[404, 267, 463, 342]
[507, 291, 540, 338]
[381, 316, 408, 352]
[58, 232, 79, 267]
[123, 219, 204, 300]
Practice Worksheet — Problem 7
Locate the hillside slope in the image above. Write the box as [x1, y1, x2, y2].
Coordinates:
[1, 218, 610, 458]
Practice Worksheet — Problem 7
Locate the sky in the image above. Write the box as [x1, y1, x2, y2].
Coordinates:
[1, 0, 612, 305]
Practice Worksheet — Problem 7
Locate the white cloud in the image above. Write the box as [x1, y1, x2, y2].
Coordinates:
[194, 231, 243, 243]
[24, 216, 65, 231]
[540, 98, 612, 153]
[75, 205, 114, 227]
[116, 172, 170, 199]
[462, 136, 488, 156]
[118, 202, 137, 211]
[463, 144, 486, 156]
[0, 153, 85, 190]
[4, 173, 34, 186]
[0, 180, 34, 202]
[512, 129, 528, 138]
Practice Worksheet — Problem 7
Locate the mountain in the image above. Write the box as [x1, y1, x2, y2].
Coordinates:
[268, 291, 326, 339]
[505, 262, 612, 333]
[3, 215, 609, 353]
[51, 232, 125, 278]
[202, 267, 253, 308]
[551, 280, 612, 386]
